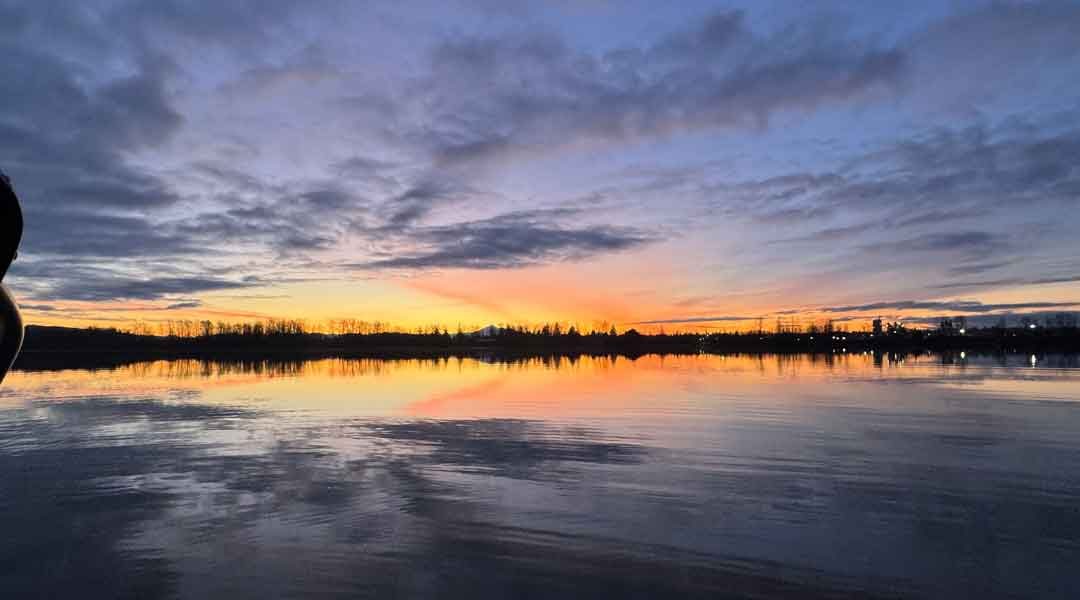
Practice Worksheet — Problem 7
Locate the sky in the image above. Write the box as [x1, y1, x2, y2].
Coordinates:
[2, 0, 1080, 332]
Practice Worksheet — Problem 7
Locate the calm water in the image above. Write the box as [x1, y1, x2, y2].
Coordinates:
[2, 353, 1079, 599]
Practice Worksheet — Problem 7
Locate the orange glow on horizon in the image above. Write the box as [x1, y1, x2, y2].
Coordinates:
[13, 267, 1080, 335]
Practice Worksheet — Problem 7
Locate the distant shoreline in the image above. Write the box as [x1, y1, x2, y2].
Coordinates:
[11, 324, 1080, 372]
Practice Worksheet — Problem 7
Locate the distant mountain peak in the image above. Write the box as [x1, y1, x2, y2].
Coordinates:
[469, 325, 501, 337]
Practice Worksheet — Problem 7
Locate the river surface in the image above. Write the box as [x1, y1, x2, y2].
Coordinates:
[1, 353, 1079, 599]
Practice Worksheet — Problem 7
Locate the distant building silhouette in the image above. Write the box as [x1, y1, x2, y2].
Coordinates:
[940, 317, 967, 336]
[872, 319, 883, 336]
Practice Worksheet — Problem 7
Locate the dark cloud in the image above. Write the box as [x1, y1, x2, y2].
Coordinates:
[893, 209, 983, 229]
[896, 310, 1080, 329]
[298, 188, 353, 210]
[773, 222, 878, 244]
[384, 180, 458, 226]
[0, 39, 182, 209]
[654, 9, 746, 58]
[908, 232, 1007, 253]
[109, 0, 323, 48]
[861, 231, 1011, 258]
[933, 274, 1080, 290]
[350, 211, 654, 271]
[9, 258, 258, 302]
[418, 11, 905, 168]
[333, 156, 398, 180]
[880, 126, 1080, 206]
[172, 185, 365, 257]
[946, 261, 1013, 277]
[906, 2, 1080, 110]
[0, 7, 192, 289]
[699, 124, 1080, 251]
[48, 275, 256, 303]
[0, 2, 358, 287]
[20, 209, 194, 258]
[18, 303, 58, 312]
[165, 300, 203, 310]
[642, 298, 1080, 325]
[631, 315, 752, 325]
[814, 300, 1080, 315]
[751, 204, 834, 225]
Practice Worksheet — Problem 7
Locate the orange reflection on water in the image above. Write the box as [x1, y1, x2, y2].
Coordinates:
[4, 357, 498, 414]
[399, 353, 947, 419]
[5, 353, 1078, 418]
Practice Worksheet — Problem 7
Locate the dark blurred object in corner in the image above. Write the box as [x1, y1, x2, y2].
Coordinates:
[1, 171, 25, 383]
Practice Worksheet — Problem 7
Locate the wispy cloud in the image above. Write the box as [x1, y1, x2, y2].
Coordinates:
[810, 300, 1080, 314]
[349, 211, 655, 271]
[631, 315, 752, 325]
[933, 274, 1080, 290]
[418, 11, 905, 169]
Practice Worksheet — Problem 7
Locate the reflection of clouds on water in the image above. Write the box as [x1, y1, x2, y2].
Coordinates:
[0, 395, 659, 597]
[3, 357, 1080, 598]
[0, 393, 887, 598]
[37, 395, 256, 422]
[363, 419, 646, 479]
[0, 404, 190, 597]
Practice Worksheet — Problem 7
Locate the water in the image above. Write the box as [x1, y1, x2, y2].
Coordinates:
[1, 353, 1079, 599]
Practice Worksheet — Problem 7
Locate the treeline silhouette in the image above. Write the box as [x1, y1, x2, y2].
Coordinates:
[118, 318, 711, 351]
[18, 321, 701, 358]
[123, 319, 630, 339]
[14, 315, 1080, 369]
[13, 322, 701, 371]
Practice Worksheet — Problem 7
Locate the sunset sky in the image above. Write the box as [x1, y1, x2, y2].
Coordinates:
[3, 0, 1080, 332]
